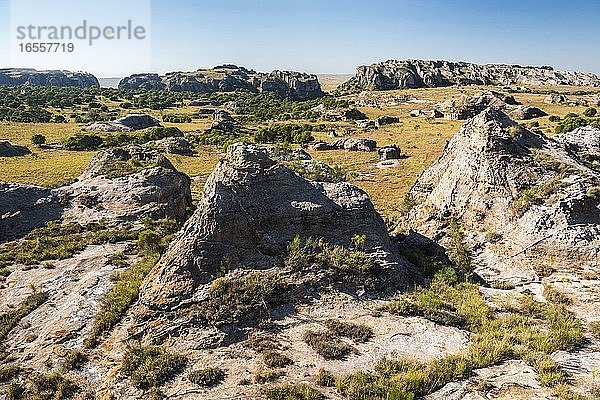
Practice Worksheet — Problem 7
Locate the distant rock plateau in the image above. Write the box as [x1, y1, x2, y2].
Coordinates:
[340, 60, 600, 92]
[118, 65, 324, 100]
[0, 68, 99, 88]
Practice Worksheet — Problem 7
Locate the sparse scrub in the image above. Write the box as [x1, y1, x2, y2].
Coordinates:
[302, 330, 354, 360]
[491, 281, 516, 290]
[262, 350, 293, 368]
[188, 367, 226, 387]
[262, 383, 324, 400]
[324, 319, 373, 343]
[0, 291, 48, 342]
[121, 342, 187, 390]
[446, 218, 472, 278]
[29, 372, 78, 400]
[85, 252, 160, 347]
[254, 369, 283, 384]
[62, 349, 88, 371]
[315, 368, 335, 387]
[513, 178, 566, 216]
[0, 365, 21, 383]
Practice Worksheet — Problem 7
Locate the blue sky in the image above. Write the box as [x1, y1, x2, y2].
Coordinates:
[1, 0, 599, 76]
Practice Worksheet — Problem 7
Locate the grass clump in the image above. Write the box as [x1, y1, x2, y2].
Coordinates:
[28, 372, 78, 400]
[121, 342, 187, 390]
[0, 365, 21, 383]
[0, 291, 48, 342]
[85, 252, 160, 348]
[192, 271, 289, 327]
[254, 370, 283, 384]
[513, 178, 566, 216]
[302, 330, 354, 360]
[262, 351, 293, 368]
[315, 368, 335, 387]
[188, 367, 226, 388]
[262, 383, 324, 400]
[0, 221, 137, 268]
[62, 349, 88, 371]
[324, 320, 373, 343]
[446, 218, 472, 278]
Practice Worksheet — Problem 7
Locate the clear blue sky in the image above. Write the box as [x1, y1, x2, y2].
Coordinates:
[1, 0, 600, 76]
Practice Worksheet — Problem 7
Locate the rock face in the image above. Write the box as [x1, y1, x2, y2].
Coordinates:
[0, 68, 99, 88]
[140, 143, 411, 311]
[436, 91, 547, 120]
[340, 60, 600, 92]
[119, 65, 324, 100]
[0, 145, 192, 242]
[0, 141, 31, 157]
[151, 137, 194, 156]
[85, 114, 161, 132]
[406, 108, 600, 279]
[554, 126, 600, 170]
[208, 110, 240, 132]
[312, 138, 377, 152]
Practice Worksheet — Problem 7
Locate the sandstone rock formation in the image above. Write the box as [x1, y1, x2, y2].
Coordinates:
[339, 60, 600, 92]
[208, 110, 240, 132]
[140, 143, 412, 311]
[554, 126, 600, 170]
[0, 145, 192, 242]
[436, 91, 547, 120]
[378, 145, 402, 161]
[0, 68, 99, 88]
[312, 138, 377, 152]
[405, 108, 600, 282]
[150, 137, 195, 156]
[376, 115, 400, 127]
[85, 114, 161, 132]
[119, 65, 324, 100]
[0, 141, 31, 157]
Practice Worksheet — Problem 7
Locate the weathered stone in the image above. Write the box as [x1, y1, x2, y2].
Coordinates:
[86, 114, 161, 132]
[344, 108, 368, 121]
[378, 145, 402, 161]
[150, 137, 195, 156]
[376, 115, 400, 127]
[140, 143, 411, 310]
[0, 141, 31, 157]
[0, 68, 99, 88]
[312, 138, 377, 152]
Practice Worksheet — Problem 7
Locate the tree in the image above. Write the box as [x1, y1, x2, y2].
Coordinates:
[31, 134, 46, 146]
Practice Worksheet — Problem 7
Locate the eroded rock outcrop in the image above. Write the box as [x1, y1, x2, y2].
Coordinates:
[340, 60, 600, 92]
[0, 68, 99, 88]
[85, 114, 161, 132]
[312, 138, 377, 152]
[0, 141, 31, 157]
[140, 143, 412, 311]
[436, 91, 547, 120]
[0, 145, 192, 242]
[119, 65, 324, 100]
[405, 108, 600, 281]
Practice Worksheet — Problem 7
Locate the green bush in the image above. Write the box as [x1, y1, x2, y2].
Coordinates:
[121, 342, 187, 389]
[31, 134, 46, 146]
[254, 124, 314, 144]
[188, 367, 226, 387]
[137, 229, 163, 253]
[163, 113, 192, 123]
[64, 134, 103, 151]
[62, 349, 88, 371]
[583, 107, 597, 117]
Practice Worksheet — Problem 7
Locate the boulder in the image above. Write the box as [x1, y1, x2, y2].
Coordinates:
[357, 120, 376, 129]
[312, 138, 377, 152]
[508, 105, 548, 120]
[410, 110, 424, 117]
[344, 108, 368, 121]
[378, 145, 402, 161]
[545, 94, 569, 104]
[208, 110, 240, 132]
[376, 116, 400, 127]
[0, 141, 31, 157]
[86, 114, 161, 132]
[139, 143, 412, 310]
[430, 109, 444, 118]
[151, 137, 195, 156]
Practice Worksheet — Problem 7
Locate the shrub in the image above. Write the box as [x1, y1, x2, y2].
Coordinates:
[121, 342, 187, 389]
[253, 369, 283, 384]
[31, 134, 46, 146]
[263, 383, 324, 400]
[324, 320, 373, 343]
[62, 349, 88, 370]
[446, 218, 471, 278]
[549, 115, 561, 122]
[303, 330, 354, 360]
[584, 107, 597, 117]
[188, 367, 226, 387]
[30, 372, 78, 399]
[0, 365, 21, 383]
[137, 229, 163, 253]
[315, 368, 335, 387]
[163, 113, 192, 123]
[5, 382, 25, 400]
[263, 350, 293, 368]
[64, 134, 103, 151]
[254, 124, 314, 144]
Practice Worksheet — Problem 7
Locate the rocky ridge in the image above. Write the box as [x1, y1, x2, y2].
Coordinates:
[339, 60, 600, 92]
[119, 65, 324, 100]
[0, 68, 99, 88]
